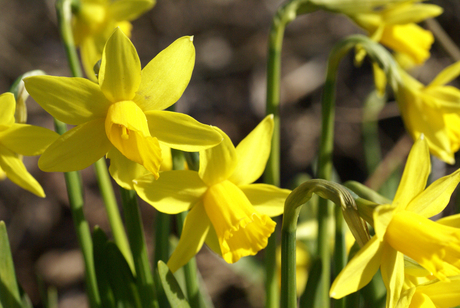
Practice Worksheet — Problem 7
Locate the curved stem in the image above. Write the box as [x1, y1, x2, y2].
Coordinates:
[281, 179, 362, 308]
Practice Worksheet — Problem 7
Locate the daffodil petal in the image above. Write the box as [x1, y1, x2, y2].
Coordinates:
[396, 287, 416, 308]
[39, 119, 111, 172]
[107, 147, 149, 190]
[383, 4, 442, 25]
[393, 136, 430, 209]
[0, 124, 58, 156]
[0, 93, 15, 130]
[416, 276, 460, 308]
[373, 204, 395, 240]
[330, 236, 383, 299]
[167, 203, 210, 273]
[199, 127, 237, 186]
[380, 245, 404, 308]
[436, 213, 460, 227]
[406, 168, 460, 218]
[134, 170, 206, 214]
[428, 61, 460, 88]
[228, 115, 274, 186]
[134, 36, 195, 111]
[24, 75, 110, 125]
[109, 0, 154, 21]
[0, 145, 44, 197]
[145, 110, 222, 151]
[159, 142, 173, 171]
[239, 184, 290, 217]
[99, 28, 141, 101]
[407, 291, 436, 308]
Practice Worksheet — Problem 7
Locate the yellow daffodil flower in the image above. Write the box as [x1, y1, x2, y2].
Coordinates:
[347, 1, 442, 65]
[396, 61, 460, 164]
[0, 93, 59, 197]
[24, 28, 222, 189]
[134, 115, 291, 272]
[73, 0, 155, 80]
[330, 136, 460, 307]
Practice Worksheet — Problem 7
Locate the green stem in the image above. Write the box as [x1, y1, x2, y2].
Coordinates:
[264, 1, 315, 306]
[56, 0, 83, 78]
[120, 188, 159, 308]
[93, 159, 134, 272]
[54, 119, 101, 308]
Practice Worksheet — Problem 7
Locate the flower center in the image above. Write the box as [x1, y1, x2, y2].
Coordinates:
[105, 101, 162, 178]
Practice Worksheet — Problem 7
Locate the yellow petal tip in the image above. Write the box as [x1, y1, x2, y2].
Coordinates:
[189, 36, 194, 42]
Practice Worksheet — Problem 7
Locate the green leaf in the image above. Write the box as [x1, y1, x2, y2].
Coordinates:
[157, 261, 191, 308]
[92, 227, 116, 308]
[105, 242, 142, 308]
[0, 221, 22, 308]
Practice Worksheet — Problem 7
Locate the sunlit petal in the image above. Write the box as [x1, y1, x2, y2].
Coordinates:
[229, 115, 274, 186]
[416, 276, 460, 308]
[406, 168, 460, 218]
[134, 36, 195, 111]
[239, 184, 290, 217]
[99, 28, 141, 101]
[393, 136, 430, 209]
[145, 110, 222, 151]
[24, 75, 111, 125]
[0, 124, 59, 156]
[134, 170, 206, 214]
[199, 127, 237, 186]
[0, 145, 44, 197]
[39, 119, 111, 172]
[428, 61, 460, 88]
[330, 236, 383, 298]
[167, 203, 210, 273]
[380, 244, 404, 308]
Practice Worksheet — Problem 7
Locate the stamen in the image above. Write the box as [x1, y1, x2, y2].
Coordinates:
[121, 125, 130, 140]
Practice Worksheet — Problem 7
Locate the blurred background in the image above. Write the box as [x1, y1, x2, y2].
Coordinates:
[0, 0, 459, 307]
